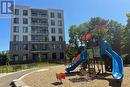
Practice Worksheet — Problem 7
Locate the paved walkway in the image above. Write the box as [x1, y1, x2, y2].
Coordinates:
[0, 68, 37, 87]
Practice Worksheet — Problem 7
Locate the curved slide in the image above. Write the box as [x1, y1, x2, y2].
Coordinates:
[100, 40, 124, 80]
[65, 50, 87, 73]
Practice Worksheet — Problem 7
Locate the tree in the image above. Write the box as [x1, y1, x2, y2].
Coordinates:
[124, 13, 130, 63]
[67, 16, 129, 63]
[0, 51, 9, 65]
[107, 20, 124, 55]
[68, 25, 79, 49]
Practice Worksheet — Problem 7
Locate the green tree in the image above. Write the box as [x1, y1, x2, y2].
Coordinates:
[0, 51, 9, 65]
[124, 13, 130, 62]
[107, 20, 124, 55]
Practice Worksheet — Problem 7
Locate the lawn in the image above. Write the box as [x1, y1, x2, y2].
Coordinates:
[0, 62, 60, 73]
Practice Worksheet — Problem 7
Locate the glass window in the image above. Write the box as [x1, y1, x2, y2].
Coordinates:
[23, 18, 28, 24]
[52, 44, 56, 50]
[57, 13, 62, 18]
[13, 26, 19, 33]
[15, 9, 19, 15]
[13, 55, 19, 61]
[50, 12, 55, 18]
[51, 28, 55, 33]
[58, 20, 62, 26]
[60, 52, 64, 59]
[51, 36, 56, 41]
[23, 27, 28, 33]
[23, 10, 28, 16]
[23, 35, 28, 41]
[13, 18, 19, 24]
[59, 36, 63, 41]
[23, 44, 28, 50]
[52, 53, 56, 59]
[59, 44, 62, 49]
[23, 54, 28, 61]
[58, 28, 62, 34]
[51, 20, 55, 26]
[13, 35, 19, 41]
[13, 44, 19, 50]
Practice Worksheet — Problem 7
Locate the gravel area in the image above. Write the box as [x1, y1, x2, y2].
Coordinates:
[22, 65, 130, 87]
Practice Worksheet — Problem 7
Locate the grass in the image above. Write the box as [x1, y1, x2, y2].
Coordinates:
[0, 62, 61, 73]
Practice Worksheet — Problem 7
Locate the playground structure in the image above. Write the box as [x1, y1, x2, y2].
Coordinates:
[56, 25, 124, 83]
[65, 40, 124, 80]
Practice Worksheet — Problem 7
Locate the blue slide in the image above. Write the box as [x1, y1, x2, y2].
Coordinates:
[65, 50, 87, 73]
[100, 40, 124, 80]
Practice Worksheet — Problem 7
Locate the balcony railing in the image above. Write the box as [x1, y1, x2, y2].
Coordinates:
[31, 39, 49, 42]
[31, 14, 48, 18]
[32, 47, 49, 51]
[31, 30, 48, 34]
[31, 22, 48, 26]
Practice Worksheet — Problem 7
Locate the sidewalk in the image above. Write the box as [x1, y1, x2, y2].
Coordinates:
[0, 73, 7, 77]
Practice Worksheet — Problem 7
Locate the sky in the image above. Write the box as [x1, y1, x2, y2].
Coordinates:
[0, 0, 130, 51]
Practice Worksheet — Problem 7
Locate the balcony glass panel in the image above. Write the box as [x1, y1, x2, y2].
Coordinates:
[31, 22, 48, 26]
[31, 13, 47, 18]
[32, 45, 49, 51]
[31, 30, 48, 34]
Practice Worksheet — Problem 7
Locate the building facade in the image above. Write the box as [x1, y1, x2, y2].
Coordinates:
[10, 5, 65, 63]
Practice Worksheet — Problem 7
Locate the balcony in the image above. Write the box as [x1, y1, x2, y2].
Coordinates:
[31, 22, 48, 27]
[31, 30, 48, 35]
[31, 14, 48, 18]
[31, 39, 49, 42]
[31, 45, 49, 52]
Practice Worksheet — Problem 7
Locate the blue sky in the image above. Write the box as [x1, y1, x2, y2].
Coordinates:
[0, 0, 130, 51]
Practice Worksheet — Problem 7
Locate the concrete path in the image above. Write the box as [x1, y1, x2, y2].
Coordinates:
[0, 68, 37, 87]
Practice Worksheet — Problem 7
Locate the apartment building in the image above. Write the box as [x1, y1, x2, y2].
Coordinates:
[10, 5, 65, 63]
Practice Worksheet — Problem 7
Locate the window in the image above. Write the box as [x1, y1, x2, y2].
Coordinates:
[23, 10, 28, 16]
[13, 18, 19, 24]
[52, 53, 56, 59]
[23, 27, 28, 33]
[51, 20, 55, 26]
[23, 54, 28, 61]
[59, 36, 63, 41]
[23, 18, 28, 24]
[13, 26, 19, 33]
[13, 44, 19, 50]
[58, 20, 62, 26]
[13, 55, 19, 61]
[58, 28, 62, 34]
[23, 35, 28, 41]
[52, 44, 56, 50]
[50, 12, 55, 18]
[60, 52, 64, 59]
[51, 36, 56, 41]
[51, 28, 55, 33]
[13, 35, 19, 41]
[59, 44, 62, 49]
[57, 13, 62, 18]
[15, 9, 19, 15]
[32, 45, 38, 51]
[23, 44, 28, 50]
